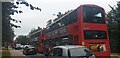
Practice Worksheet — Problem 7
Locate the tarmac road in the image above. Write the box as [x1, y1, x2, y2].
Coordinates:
[18, 49, 44, 56]
[10, 48, 120, 58]
[10, 49, 44, 58]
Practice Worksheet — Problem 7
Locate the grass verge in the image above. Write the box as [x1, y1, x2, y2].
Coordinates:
[2, 49, 10, 58]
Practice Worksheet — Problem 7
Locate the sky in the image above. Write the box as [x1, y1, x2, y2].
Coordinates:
[11, 0, 119, 38]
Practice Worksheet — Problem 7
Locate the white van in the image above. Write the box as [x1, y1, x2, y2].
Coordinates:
[15, 44, 22, 50]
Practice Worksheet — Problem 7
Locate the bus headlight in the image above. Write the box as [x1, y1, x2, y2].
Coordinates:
[82, 41, 85, 45]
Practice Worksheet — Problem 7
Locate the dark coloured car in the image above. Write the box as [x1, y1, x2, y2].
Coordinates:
[23, 45, 37, 55]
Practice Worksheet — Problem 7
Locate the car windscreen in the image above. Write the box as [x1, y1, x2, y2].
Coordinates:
[69, 47, 93, 57]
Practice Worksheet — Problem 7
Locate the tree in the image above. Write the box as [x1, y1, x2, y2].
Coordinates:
[46, 19, 52, 26]
[2, 2, 16, 45]
[53, 10, 73, 22]
[28, 27, 42, 36]
[107, 1, 120, 53]
[2, 0, 41, 45]
[15, 35, 29, 45]
[53, 12, 63, 22]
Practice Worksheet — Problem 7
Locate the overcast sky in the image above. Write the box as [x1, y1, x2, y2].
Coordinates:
[11, 0, 119, 37]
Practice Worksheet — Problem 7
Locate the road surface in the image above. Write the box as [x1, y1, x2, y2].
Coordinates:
[10, 49, 120, 58]
[10, 49, 44, 58]
[18, 49, 44, 56]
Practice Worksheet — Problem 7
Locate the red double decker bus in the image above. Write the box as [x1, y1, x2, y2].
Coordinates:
[30, 4, 110, 57]
[29, 30, 44, 53]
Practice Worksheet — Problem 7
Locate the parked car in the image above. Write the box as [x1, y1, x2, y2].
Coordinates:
[45, 45, 95, 58]
[15, 44, 22, 50]
[23, 45, 37, 55]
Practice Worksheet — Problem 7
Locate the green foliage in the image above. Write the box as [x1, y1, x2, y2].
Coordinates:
[2, 2, 15, 44]
[2, 50, 10, 58]
[47, 19, 52, 26]
[57, 12, 63, 18]
[16, 1, 41, 11]
[2, 1, 41, 45]
[28, 27, 42, 36]
[53, 10, 73, 22]
[107, 1, 120, 53]
[16, 35, 29, 45]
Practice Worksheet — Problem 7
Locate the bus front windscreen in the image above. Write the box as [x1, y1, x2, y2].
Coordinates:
[84, 30, 107, 39]
[83, 6, 105, 23]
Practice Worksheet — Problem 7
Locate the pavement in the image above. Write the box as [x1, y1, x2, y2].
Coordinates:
[10, 49, 25, 56]
[9, 48, 44, 58]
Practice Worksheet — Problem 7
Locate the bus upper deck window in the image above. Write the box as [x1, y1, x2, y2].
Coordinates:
[83, 6, 106, 24]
